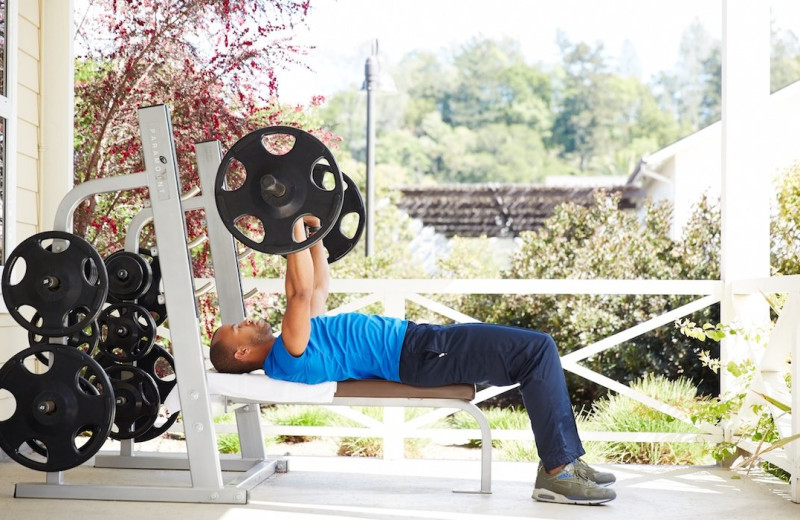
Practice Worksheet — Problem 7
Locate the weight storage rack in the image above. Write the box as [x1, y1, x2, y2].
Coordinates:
[14, 105, 273, 503]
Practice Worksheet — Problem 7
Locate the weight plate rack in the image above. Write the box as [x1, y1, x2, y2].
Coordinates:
[1, 104, 365, 504]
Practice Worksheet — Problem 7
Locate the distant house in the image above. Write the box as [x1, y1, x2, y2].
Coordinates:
[627, 80, 800, 239]
[397, 183, 643, 238]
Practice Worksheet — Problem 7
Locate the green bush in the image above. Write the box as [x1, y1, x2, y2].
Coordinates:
[586, 374, 711, 465]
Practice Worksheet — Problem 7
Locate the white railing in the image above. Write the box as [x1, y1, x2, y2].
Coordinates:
[730, 275, 800, 500]
[226, 278, 726, 446]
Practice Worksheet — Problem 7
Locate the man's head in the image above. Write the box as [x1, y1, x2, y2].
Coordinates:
[209, 319, 275, 373]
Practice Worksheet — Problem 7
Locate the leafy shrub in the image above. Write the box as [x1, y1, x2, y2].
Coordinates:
[586, 374, 711, 464]
[444, 192, 721, 408]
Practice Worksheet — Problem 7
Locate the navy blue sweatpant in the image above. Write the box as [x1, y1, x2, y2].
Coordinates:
[398, 322, 585, 470]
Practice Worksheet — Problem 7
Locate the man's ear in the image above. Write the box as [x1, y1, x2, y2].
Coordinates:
[233, 347, 248, 360]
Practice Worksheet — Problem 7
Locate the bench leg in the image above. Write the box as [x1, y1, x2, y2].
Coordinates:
[451, 400, 492, 494]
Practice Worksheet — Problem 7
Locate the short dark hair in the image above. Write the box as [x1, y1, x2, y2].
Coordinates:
[209, 326, 248, 374]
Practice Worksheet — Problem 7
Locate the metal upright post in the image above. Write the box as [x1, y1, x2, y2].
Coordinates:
[134, 105, 230, 498]
[195, 139, 268, 461]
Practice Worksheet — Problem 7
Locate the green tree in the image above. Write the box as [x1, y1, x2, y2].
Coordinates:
[771, 24, 800, 92]
[394, 50, 456, 129]
[772, 163, 800, 275]
[74, 0, 318, 256]
[550, 33, 680, 174]
[442, 38, 551, 132]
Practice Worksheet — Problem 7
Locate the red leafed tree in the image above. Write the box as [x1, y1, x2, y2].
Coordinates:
[73, 0, 332, 266]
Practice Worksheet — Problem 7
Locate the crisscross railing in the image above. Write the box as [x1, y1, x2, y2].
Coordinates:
[231, 279, 723, 446]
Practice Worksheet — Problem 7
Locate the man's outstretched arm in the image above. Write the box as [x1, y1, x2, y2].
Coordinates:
[307, 217, 329, 317]
[280, 219, 315, 357]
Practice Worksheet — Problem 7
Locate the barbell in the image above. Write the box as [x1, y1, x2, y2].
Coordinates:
[214, 126, 365, 263]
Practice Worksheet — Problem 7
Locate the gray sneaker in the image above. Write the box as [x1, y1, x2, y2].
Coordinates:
[574, 458, 616, 486]
[532, 462, 616, 505]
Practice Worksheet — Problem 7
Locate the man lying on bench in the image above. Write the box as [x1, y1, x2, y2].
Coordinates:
[209, 216, 616, 506]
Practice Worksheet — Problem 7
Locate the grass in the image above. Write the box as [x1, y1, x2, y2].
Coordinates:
[337, 407, 428, 458]
[584, 374, 713, 465]
[264, 405, 342, 443]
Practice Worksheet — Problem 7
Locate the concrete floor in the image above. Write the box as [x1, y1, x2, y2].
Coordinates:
[0, 454, 797, 520]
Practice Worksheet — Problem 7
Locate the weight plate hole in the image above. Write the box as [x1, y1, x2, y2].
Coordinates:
[260, 133, 296, 156]
[39, 237, 69, 254]
[81, 258, 100, 286]
[19, 305, 38, 326]
[24, 441, 48, 463]
[221, 157, 247, 191]
[0, 389, 16, 421]
[339, 212, 361, 240]
[75, 427, 98, 452]
[5, 256, 26, 285]
[311, 161, 336, 191]
[152, 356, 176, 383]
[23, 351, 54, 374]
[234, 215, 266, 245]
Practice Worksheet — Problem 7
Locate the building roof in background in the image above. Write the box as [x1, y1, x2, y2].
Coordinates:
[396, 184, 645, 238]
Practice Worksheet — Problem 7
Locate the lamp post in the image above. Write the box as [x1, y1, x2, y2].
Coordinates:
[362, 39, 395, 257]
[364, 42, 378, 257]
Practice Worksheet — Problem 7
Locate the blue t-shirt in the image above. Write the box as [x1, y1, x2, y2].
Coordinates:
[263, 313, 409, 384]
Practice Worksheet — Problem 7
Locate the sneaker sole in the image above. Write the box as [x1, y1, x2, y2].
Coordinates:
[532, 488, 616, 505]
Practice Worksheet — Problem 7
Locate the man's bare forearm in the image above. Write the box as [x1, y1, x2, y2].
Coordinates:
[308, 235, 329, 315]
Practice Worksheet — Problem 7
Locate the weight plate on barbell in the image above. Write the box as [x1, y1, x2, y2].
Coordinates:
[320, 170, 365, 264]
[0, 344, 115, 472]
[214, 126, 344, 255]
[1, 231, 108, 337]
[97, 302, 157, 362]
[105, 250, 153, 303]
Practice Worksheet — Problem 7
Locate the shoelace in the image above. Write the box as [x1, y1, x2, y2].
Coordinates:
[569, 462, 598, 486]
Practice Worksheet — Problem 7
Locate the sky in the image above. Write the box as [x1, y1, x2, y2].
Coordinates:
[274, 0, 800, 105]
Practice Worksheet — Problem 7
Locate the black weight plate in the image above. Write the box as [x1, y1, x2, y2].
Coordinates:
[136, 249, 168, 326]
[25, 376, 100, 457]
[322, 172, 365, 264]
[97, 302, 157, 362]
[1, 231, 108, 337]
[105, 250, 153, 302]
[105, 365, 160, 440]
[214, 126, 344, 255]
[0, 344, 115, 472]
[133, 344, 179, 443]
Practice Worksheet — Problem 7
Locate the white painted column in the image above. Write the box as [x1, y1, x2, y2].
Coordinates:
[719, 2, 771, 395]
[382, 291, 406, 460]
[40, 0, 75, 229]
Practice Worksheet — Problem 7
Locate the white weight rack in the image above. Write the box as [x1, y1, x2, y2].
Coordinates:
[14, 104, 274, 503]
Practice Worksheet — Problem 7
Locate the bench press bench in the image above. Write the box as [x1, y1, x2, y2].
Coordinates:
[168, 373, 492, 493]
